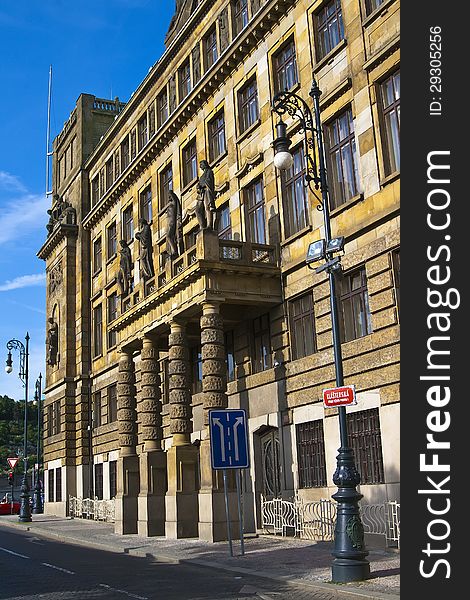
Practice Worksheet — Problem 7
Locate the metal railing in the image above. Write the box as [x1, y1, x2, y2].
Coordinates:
[68, 496, 115, 523]
[261, 496, 400, 548]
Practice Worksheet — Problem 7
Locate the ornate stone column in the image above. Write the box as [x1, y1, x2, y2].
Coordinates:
[138, 336, 166, 536]
[198, 301, 238, 542]
[115, 348, 139, 535]
[165, 320, 198, 538]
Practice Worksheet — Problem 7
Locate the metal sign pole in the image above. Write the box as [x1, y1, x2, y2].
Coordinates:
[236, 468, 245, 556]
[223, 469, 233, 557]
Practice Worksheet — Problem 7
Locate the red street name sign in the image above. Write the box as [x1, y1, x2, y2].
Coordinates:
[323, 385, 357, 408]
[7, 457, 19, 469]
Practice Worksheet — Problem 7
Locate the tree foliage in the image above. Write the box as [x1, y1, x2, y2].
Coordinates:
[0, 395, 39, 475]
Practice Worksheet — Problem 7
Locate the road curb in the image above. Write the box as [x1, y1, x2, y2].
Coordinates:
[0, 518, 400, 600]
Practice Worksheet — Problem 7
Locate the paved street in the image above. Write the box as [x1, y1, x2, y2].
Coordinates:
[0, 527, 338, 600]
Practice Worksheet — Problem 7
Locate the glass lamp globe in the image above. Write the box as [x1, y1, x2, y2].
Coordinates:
[274, 150, 294, 171]
[5, 365, 13, 374]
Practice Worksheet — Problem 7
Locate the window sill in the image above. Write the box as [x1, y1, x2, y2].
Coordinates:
[236, 118, 261, 145]
[313, 39, 348, 74]
[329, 193, 364, 217]
[209, 150, 228, 170]
[362, 0, 397, 29]
[281, 225, 312, 247]
[273, 81, 301, 99]
[181, 179, 198, 196]
[380, 171, 400, 188]
[106, 254, 117, 266]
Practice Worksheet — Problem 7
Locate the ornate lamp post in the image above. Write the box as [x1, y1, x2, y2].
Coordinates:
[33, 373, 43, 514]
[272, 80, 370, 583]
[5, 334, 32, 522]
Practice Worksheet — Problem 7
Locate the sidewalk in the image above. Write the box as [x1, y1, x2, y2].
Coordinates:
[0, 514, 399, 600]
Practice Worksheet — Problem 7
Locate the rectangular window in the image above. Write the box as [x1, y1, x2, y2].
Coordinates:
[140, 186, 153, 223]
[148, 103, 156, 138]
[121, 137, 130, 171]
[225, 330, 236, 382]
[179, 59, 191, 101]
[204, 26, 218, 70]
[157, 89, 169, 128]
[281, 146, 309, 238]
[347, 408, 385, 484]
[91, 176, 99, 206]
[107, 221, 117, 260]
[315, 0, 344, 60]
[365, 0, 384, 15]
[55, 467, 62, 502]
[182, 140, 197, 187]
[392, 249, 400, 314]
[191, 346, 203, 394]
[325, 107, 360, 209]
[53, 401, 61, 435]
[48, 469, 54, 502]
[160, 357, 170, 405]
[217, 203, 232, 239]
[138, 114, 148, 151]
[108, 384, 118, 423]
[252, 314, 272, 373]
[238, 78, 259, 134]
[208, 111, 226, 162]
[130, 129, 137, 160]
[107, 293, 118, 349]
[160, 163, 173, 210]
[94, 463, 104, 500]
[273, 39, 298, 94]
[47, 404, 53, 437]
[338, 267, 373, 342]
[233, 0, 249, 37]
[106, 157, 113, 190]
[93, 304, 103, 357]
[296, 420, 327, 488]
[289, 292, 316, 360]
[379, 70, 400, 175]
[109, 461, 117, 499]
[122, 205, 134, 242]
[245, 179, 266, 244]
[93, 391, 102, 428]
[93, 236, 102, 274]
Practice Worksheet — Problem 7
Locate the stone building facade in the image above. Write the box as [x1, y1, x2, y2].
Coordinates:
[38, 0, 400, 539]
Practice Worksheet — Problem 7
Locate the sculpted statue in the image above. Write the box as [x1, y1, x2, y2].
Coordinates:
[197, 160, 217, 230]
[135, 218, 154, 280]
[218, 7, 230, 52]
[166, 192, 183, 258]
[169, 75, 177, 114]
[117, 239, 133, 297]
[46, 317, 59, 366]
[192, 45, 201, 84]
[46, 194, 76, 235]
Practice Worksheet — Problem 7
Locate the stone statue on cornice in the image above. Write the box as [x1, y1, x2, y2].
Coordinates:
[135, 218, 154, 280]
[166, 191, 183, 258]
[46, 317, 59, 366]
[117, 239, 133, 297]
[197, 160, 217, 230]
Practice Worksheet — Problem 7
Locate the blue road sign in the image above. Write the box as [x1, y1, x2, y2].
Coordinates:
[209, 409, 249, 470]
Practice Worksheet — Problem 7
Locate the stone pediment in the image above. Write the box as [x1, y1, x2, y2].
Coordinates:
[165, 0, 200, 47]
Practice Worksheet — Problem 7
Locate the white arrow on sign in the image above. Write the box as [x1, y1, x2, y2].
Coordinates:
[233, 417, 244, 462]
[212, 418, 226, 463]
[7, 457, 19, 469]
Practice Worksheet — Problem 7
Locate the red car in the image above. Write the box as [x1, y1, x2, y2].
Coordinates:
[0, 499, 21, 515]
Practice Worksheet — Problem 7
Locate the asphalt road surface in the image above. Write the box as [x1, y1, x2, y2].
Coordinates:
[0, 527, 332, 600]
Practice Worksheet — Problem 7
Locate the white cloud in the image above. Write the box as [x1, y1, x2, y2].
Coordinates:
[0, 170, 27, 193]
[0, 193, 49, 245]
[0, 273, 46, 292]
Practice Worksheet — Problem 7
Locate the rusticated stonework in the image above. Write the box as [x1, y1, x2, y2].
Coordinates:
[201, 303, 227, 424]
[140, 337, 162, 448]
[117, 350, 137, 454]
[168, 321, 192, 437]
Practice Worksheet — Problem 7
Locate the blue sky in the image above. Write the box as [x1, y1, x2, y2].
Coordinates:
[0, 0, 175, 400]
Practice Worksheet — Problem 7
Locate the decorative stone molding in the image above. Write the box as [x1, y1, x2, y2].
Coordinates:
[140, 337, 162, 449]
[200, 302, 227, 424]
[117, 350, 137, 454]
[168, 321, 192, 439]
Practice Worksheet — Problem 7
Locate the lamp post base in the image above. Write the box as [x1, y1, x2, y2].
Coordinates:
[18, 474, 32, 522]
[331, 446, 370, 583]
[32, 481, 43, 514]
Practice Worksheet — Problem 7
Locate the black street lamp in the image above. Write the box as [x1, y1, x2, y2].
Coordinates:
[272, 81, 370, 583]
[5, 334, 32, 523]
[33, 373, 43, 514]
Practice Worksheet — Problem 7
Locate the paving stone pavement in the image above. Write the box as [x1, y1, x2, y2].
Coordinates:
[0, 514, 399, 600]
